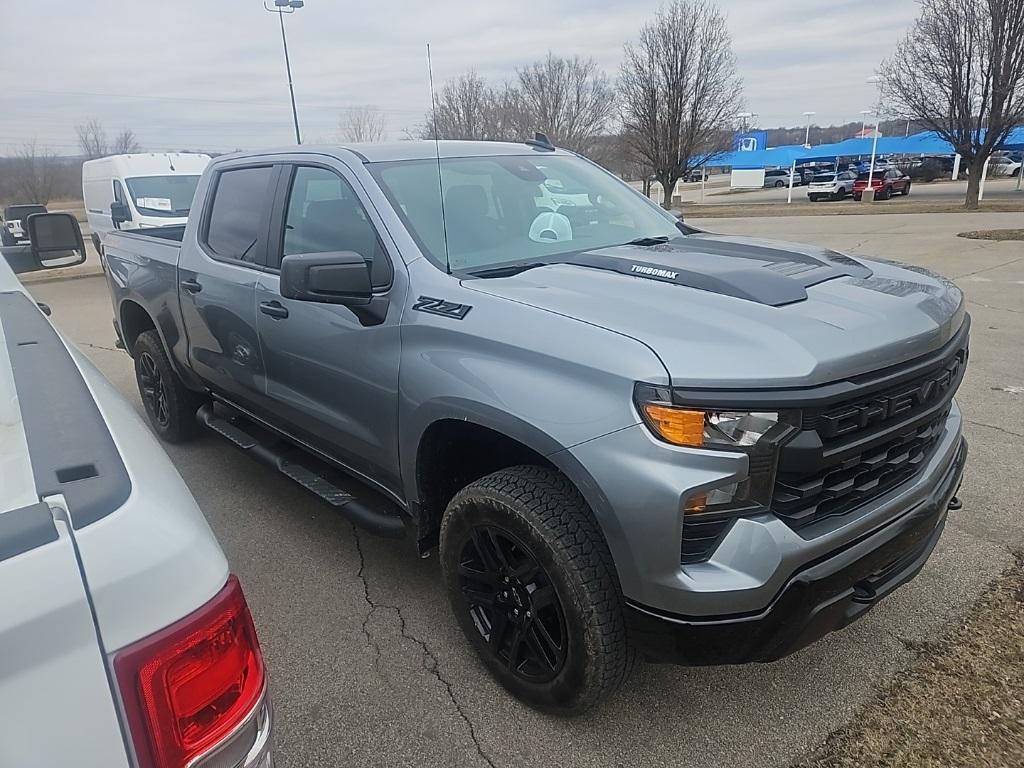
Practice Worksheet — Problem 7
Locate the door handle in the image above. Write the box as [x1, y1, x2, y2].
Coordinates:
[259, 301, 289, 319]
[180, 279, 202, 293]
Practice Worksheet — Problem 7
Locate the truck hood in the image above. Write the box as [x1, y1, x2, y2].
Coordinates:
[463, 234, 965, 388]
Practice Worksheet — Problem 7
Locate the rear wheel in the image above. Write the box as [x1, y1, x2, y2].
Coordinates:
[133, 330, 204, 442]
[441, 465, 634, 714]
[774, 180, 785, 188]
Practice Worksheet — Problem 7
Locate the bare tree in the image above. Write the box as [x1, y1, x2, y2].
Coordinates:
[9, 141, 59, 204]
[880, 0, 1024, 208]
[516, 54, 616, 155]
[423, 72, 505, 141]
[111, 128, 141, 154]
[619, 0, 742, 208]
[339, 105, 387, 143]
[76, 118, 108, 159]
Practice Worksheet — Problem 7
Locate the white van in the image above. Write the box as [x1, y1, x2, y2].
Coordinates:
[82, 153, 211, 252]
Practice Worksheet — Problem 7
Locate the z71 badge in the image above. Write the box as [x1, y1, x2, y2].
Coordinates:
[413, 296, 472, 320]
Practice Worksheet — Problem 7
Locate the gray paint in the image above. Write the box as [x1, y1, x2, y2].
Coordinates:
[0, 291, 131, 528]
[0, 502, 57, 562]
[101, 142, 968, 617]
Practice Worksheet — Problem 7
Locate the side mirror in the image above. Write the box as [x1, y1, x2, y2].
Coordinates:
[280, 251, 373, 305]
[110, 201, 131, 227]
[26, 213, 87, 270]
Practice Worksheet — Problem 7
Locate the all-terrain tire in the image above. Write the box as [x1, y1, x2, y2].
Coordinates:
[440, 465, 635, 715]
[133, 330, 204, 443]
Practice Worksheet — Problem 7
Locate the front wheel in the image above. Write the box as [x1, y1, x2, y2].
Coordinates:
[775, 180, 785, 188]
[901, 182, 911, 196]
[133, 330, 204, 442]
[441, 466, 634, 714]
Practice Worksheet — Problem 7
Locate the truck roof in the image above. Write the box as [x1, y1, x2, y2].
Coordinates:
[216, 140, 572, 164]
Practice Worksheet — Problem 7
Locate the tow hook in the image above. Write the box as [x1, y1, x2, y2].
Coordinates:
[948, 495, 963, 511]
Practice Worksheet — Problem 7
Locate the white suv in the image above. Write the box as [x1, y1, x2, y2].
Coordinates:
[807, 170, 857, 201]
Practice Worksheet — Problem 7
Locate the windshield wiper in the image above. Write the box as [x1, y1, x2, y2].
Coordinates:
[623, 235, 671, 247]
[470, 262, 550, 279]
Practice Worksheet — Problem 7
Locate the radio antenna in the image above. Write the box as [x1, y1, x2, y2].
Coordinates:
[426, 43, 451, 275]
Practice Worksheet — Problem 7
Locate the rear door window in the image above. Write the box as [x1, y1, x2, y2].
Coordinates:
[205, 166, 276, 263]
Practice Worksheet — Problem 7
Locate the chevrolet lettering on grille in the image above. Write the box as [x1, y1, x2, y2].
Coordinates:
[819, 349, 966, 439]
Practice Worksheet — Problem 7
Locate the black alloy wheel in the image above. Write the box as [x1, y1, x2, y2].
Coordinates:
[132, 329, 202, 442]
[457, 526, 568, 682]
[441, 465, 634, 713]
[138, 350, 170, 428]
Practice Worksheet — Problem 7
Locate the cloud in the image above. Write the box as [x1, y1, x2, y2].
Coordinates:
[0, 0, 917, 154]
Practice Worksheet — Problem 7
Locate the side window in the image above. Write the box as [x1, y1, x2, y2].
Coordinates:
[205, 166, 275, 263]
[280, 166, 393, 289]
[113, 180, 126, 204]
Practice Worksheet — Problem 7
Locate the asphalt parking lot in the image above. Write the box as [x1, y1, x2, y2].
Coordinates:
[29, 211, 1024, 768]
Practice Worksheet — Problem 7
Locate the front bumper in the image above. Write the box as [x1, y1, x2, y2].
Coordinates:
[625, 436, 967, 665]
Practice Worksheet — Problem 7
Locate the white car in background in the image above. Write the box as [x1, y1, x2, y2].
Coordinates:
[989, 153, 1022, 177]
[0, 213, 272, 768]
[807, 170, 858, 201]
[763, 168, 795, 188]
[82, 153, 211, 254]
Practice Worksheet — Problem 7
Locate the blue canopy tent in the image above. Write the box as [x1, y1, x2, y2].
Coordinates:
[710, 128, 1024, 200]
[714, 129, 1024, 168]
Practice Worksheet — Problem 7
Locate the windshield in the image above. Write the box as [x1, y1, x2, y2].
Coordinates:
[125, 175, 201, 217]
[367, 154, 682, 273]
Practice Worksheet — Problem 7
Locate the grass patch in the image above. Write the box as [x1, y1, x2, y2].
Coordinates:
[794, 553, 1024, 768]
[957, 229, 1024, 241]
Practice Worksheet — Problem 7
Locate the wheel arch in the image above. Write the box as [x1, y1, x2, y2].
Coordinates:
[117, 297, 204, 391]
[405, 400, 618, 560]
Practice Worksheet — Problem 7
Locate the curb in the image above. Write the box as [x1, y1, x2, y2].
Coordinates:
[20, 265, 105, 284]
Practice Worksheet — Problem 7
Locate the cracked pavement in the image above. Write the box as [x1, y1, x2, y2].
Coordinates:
[28, 210, 1024, 767]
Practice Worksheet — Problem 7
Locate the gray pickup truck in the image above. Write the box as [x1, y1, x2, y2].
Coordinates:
[102, 139, 968, 713]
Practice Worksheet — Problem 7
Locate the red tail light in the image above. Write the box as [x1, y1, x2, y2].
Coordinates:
[115, 575, 267, 768]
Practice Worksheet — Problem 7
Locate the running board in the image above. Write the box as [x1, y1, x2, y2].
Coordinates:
[196, 403, 405, 538]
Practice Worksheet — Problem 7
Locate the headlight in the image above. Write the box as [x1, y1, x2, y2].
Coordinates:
[634, 383, 800, 514]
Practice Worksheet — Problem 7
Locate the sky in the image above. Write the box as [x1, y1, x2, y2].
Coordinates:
[0, 0, 918, 155]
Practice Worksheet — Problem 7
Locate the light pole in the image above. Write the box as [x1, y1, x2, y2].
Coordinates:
[866, 106, 881, 195]
[264, 0, 304, 145]
[802, 111, 815, 148]
[737, 112, 755, 132]
[860, 109, 872, 136]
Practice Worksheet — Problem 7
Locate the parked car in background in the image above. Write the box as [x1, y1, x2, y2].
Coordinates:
[102, 140, 968, 714]
[2, 203, 48, 246]
[794, 166, 823, 185]
[907, 158, 950, 182]
[807, 170, 857, 201]
[989, 153, 1021, 177]
[0, 212, 273, 768]
[853, 168, 911, 200]
[82, 152, 211, 254]
[683, 168, 709, 182]
[764, 168, 793, 187]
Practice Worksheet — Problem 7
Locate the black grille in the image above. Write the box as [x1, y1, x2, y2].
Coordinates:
[772, 338, 967, 531]
[681, 516, 733, 564]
